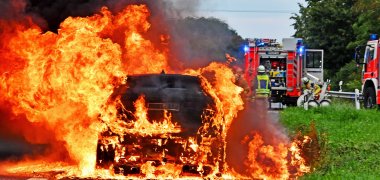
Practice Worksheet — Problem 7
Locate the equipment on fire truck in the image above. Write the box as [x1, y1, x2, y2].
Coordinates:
[244, 38, 324, 108]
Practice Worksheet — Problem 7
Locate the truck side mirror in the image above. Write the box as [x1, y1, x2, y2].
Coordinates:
[354, 45, 366, 65]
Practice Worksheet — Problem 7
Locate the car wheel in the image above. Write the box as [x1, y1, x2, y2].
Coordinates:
[364, 87, 376, 109]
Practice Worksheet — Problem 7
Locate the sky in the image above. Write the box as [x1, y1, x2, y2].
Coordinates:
[196, 0, 306, 41]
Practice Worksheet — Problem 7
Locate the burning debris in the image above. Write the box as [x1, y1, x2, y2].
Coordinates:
[0, 1, 312, 179]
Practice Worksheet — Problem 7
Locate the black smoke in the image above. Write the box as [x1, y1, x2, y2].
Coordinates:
[25, 0, 181, 32]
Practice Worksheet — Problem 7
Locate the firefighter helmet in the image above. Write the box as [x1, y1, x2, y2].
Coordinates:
[302, 77, 309, 84]
[258, 65, 266, 73]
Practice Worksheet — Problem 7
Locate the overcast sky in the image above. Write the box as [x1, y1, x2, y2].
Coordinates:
[196, 0, 306, 40]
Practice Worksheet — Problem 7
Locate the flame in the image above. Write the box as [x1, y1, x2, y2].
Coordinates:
[0, 3, 312, 179]
[289, 136, 312, 175]
[244, 133, 311, 179]
[124, 95, 181, 136]
[0, 4, 167, 176]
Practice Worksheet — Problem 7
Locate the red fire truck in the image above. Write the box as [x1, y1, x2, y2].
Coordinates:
[355, 34, 380, 108]
[244, 38, 324, 107]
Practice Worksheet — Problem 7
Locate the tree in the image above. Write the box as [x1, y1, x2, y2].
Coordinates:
[291, 0, 359, 74]
[349, 0, 380, 49]
[331, 60, 362, 91]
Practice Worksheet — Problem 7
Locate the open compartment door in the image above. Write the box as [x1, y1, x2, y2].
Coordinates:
[304, 49, 324, 83]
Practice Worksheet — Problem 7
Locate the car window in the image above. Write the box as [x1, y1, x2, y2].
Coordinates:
[128, 77, 159, 88]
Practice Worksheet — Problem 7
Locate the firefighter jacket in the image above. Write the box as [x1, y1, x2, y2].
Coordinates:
[303, 82, 321, 95]
[256, 74, 270, 96]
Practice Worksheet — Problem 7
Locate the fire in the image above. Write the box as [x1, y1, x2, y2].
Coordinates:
[0, 2, 312, 179]
[121, 95, 181, 136]
[0, 4, 168, 176]
[243, 133, 310, 179]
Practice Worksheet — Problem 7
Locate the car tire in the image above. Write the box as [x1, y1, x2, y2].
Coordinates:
[364, 87, 376, 109]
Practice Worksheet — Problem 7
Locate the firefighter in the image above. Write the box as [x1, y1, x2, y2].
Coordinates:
[302, 77, 321, 96]
[255, 65, 270, 97]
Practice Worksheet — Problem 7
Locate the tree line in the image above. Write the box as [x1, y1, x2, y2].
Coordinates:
[292, 0, 380, 90]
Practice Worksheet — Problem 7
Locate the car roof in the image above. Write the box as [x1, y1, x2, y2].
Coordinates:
[127, 74, 201, 82]
[127, 73, 198, 78]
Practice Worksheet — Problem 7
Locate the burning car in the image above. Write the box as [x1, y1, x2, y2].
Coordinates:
[96, 73, 225, 176]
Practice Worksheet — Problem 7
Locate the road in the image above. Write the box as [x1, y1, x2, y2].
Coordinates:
[268, 102, 284, 122]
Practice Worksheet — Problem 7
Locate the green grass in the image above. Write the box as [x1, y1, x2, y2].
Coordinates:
[280, 101, 380, 179]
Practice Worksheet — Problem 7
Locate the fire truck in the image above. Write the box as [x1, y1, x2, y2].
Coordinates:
[355, 34, 380, 108]
[244, 38, 324, 107]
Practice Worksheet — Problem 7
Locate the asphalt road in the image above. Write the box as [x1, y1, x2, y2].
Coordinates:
[268, 102, 284, 122]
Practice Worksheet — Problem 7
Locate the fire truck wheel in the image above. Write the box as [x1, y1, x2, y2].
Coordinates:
[364, 87, 376, 109]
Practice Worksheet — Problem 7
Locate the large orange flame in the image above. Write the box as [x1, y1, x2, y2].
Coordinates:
[0, 4, 169, 176]
[0, 3, 311, 179]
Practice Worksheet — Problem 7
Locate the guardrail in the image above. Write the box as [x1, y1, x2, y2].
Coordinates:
[327, 89, 362, 109]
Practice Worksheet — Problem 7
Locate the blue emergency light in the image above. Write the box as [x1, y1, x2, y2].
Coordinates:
[296, 39, 304, 54]
[298, 46, 305, 54]
[244, 45, 249, 52]
[370, 34, 378, 40]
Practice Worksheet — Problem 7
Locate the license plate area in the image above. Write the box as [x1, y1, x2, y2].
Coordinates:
[147, 103, 180, 111]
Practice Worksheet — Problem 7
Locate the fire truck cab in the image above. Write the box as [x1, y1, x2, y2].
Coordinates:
[244, 38, 324, 106]
[356, 34, 380, 108]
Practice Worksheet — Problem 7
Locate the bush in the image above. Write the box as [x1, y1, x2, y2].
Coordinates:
[329, 60, 361, 91]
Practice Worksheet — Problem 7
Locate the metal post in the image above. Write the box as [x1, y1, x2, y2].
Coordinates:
[355, 89, 360, 110]
[304, 101, 308, 110]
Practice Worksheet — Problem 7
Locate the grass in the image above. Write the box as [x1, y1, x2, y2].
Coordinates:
[280, 101, 380, 179]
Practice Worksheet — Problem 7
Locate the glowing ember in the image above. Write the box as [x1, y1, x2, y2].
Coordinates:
[0, 3, 311, 179]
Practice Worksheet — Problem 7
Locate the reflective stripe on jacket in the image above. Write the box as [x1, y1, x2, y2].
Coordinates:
[256, 74, 270, 94]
